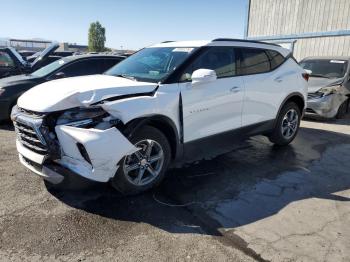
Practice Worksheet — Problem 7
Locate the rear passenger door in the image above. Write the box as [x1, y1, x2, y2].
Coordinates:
[237, 48, 287, 126]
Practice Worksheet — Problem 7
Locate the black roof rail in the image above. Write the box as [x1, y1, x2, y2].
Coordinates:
[212, 38, 280, 47]
[161, 41, 175, 43]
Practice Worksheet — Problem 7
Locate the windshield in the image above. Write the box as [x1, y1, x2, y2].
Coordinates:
[105, 47, 197, 83]
[31, 59, 66, 77]
[300, 59, 348, 78]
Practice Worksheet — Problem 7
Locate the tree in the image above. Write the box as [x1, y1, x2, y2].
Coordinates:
[88, 21, 106, 52]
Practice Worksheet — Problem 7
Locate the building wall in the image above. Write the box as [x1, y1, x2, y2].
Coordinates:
[247, 0, 350, 60]
[294, 35, 350, 60]
[248, 0, 350, 37]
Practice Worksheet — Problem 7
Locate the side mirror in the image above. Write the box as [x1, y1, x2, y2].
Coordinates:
[191, 69, 217, 85]
[52, 72, 65, 79]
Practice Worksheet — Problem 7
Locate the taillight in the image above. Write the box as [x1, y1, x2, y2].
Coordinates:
[302, 73, 309, 82]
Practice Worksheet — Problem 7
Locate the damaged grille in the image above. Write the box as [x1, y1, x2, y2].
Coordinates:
[14, 118, 48, 155]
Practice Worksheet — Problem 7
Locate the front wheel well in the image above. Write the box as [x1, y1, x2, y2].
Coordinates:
[124, 116, 179, 160]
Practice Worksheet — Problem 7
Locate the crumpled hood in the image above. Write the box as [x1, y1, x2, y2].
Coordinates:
[307, 77, 344, 93]
[17, 74, 158, 112]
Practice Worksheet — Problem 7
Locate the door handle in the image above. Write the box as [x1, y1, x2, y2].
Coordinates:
[230, 86, 240, 93]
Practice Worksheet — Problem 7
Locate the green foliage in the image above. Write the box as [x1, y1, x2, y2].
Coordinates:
[88, 21, 106, 52]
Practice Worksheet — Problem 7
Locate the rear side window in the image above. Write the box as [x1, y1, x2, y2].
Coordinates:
[180, 46, 236, 81]
[267, 50, 285, 70]
[60, 59, 107, 77]
[238, 48, 270, 75]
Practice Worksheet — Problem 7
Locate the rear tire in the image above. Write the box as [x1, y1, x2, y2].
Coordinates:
[111, 125, 171, 195]
[335, 99, 348, 119]
[269, 102, 301, 146]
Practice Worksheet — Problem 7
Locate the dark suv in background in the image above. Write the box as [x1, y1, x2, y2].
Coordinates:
[0, 54, 125, 121]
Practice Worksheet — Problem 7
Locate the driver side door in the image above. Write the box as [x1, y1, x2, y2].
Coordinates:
[178, 46, 244, 143]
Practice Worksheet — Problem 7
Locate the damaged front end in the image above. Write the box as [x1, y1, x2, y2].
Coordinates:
[306, 85, 349, 118]
[11, 106, 137, 184]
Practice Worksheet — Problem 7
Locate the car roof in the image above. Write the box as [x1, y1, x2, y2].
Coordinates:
[301, 56, 350, 61]
[150, 38, 290, 57]
[61, 54, 126, 63]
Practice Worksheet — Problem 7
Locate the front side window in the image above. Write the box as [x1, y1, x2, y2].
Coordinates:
[105, 47, 197, 83]
[0, 52, 15, 67]
[238, 48, 270, 75]
[180, 46, 236, 81]
[300, 59, 348, 79]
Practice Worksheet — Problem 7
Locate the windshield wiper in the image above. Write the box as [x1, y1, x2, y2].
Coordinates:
[114, 74, 137, 81]
[310, 74, 330, 78]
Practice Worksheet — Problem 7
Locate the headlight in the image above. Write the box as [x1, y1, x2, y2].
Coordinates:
[57, 107, 108, 126]
[316, 85, 341, 97]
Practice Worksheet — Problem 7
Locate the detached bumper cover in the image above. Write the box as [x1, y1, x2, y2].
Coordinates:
[54, 125, 137, 182]
[16, 124, 137, 183]
[306, 93, 347, 118]
[16, 140, 64, 184]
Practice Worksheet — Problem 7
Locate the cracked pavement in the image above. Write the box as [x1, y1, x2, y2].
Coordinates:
[1, 116, 350, 261]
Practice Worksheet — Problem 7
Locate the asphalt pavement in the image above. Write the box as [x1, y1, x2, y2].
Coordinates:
[0, 116, 349, 261]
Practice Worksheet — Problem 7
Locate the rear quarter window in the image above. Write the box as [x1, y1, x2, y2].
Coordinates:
[267, 50, 285, 70]
[238, 48, 270, 75]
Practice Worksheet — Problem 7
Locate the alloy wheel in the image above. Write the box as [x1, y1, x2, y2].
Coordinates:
[123, 139, 164, 186]
[281, 108, 299, 139]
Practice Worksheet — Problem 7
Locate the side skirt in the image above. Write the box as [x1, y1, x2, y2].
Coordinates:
[181, 120, 275, 164]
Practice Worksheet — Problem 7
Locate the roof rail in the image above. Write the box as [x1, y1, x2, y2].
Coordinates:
[161, 41, 175, 43]
[212, 38, 280, 47]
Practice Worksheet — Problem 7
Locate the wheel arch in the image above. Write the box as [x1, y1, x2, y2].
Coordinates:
[123, 115, 181, 160]
[274, 92, 305, 126]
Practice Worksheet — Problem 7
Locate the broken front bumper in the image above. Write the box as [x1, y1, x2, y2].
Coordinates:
[16, 124, 137, 184]
[306, 93, 347, 118]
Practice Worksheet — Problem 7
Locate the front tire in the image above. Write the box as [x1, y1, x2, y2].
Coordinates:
[269, 102, 301, 146]
[111, 125, 171, 195]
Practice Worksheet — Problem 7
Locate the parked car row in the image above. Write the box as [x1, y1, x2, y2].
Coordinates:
[0, 54, 125, 121]
[0, 43, 61, 79]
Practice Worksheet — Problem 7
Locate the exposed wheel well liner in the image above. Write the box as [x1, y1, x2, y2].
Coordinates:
[124, 115, 179, 159]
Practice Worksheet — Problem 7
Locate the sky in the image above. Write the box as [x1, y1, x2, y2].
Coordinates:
[0, 0, 248, 50]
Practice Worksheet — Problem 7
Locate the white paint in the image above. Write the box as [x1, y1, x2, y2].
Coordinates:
[17, 74, 158, 112]
[55, 125, 137, 182]
[14, 39, 306, 185]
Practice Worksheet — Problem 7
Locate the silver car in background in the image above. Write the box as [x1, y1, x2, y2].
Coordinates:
[300, 57, 350, 118]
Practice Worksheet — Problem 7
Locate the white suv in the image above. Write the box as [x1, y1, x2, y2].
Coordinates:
[12, 39, 308, 195]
